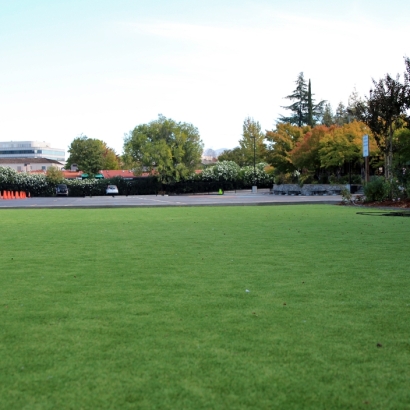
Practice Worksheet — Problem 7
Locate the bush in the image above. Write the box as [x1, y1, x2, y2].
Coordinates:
[341, 188, 352, 203]
[364, 177, 389, 202]
[239, 163, 273, 187]
[201, 161, 240, 183]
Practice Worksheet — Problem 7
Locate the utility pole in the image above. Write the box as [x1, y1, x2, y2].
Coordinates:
[251, 136, 257, 193]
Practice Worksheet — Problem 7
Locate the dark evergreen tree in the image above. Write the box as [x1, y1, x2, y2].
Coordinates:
[404, 57, 410, 123]
[307, 80, 313, 126]
[280, 72, 308, 127]
[280, 72, 326, 127]
[334, 102, 349, 126]
[346, 88, 363, 122]
[321, 103, 334, 126]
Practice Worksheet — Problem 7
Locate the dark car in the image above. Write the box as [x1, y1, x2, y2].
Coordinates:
[56, 184, 68, 196]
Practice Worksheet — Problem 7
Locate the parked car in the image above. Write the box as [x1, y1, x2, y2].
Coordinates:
[56, 184, 68, 196]
[106, 185, 119, 196]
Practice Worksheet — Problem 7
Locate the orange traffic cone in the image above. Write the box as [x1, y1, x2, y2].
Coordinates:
[21, 191, 26, 199]
[5, 191, 10, 199]
[15, 191, 20, 199]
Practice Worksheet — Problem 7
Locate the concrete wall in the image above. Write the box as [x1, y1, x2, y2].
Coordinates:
[272, 184, 348, 196]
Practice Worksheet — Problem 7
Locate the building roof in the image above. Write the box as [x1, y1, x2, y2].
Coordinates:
[62, 170, 83, 179]
[100, 170, 136, 179]
[0, 157, 63, 165]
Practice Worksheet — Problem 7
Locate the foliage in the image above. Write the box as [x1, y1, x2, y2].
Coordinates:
[394, 127, 410, 166]
[0, 166, 16, 185]
[200, 161, 240, 183]
[101, 143, 121, 170]
[340, 187, 352, 203]
[353, 63, 410, 178]
[273, 171, 303, 186]
[290, 125, 329, 171]
[321, 103, 334, 126]
[0, 166, 52, 196]
[239, 163, 273, 186]
[46, 166, 64, 185]
[334, 102, 349, 126]
[265, 123, 309, 174]
[218, 118, 267, 167]
[123, 114, 203, 184]
[66, 135, 106, 176]
[280, 72, 326, 126]
[217, 147, 248, 166]
[239, 117, 267, 165]
[318, 121, 377, 169]
[363, 176, 389, 202]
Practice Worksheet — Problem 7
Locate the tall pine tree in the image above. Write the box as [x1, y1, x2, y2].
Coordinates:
[280, 73, 325, 127]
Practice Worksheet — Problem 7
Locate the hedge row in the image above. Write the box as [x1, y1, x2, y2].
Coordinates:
[0, 165, 273, 197]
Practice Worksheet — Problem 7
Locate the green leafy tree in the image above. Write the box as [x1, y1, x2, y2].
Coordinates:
[353, 67, 409, 179]
[123, 115, 203, 183]
[45, 166, 64, 185]
[239, 117, 266, 165]
[66, 136, 105, 176]
[101, 143, 120, 170]
[394, 127, 410, 167]
[218, 147, 248, 167]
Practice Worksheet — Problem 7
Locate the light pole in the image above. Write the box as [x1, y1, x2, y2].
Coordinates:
[251, 136, 256, 193]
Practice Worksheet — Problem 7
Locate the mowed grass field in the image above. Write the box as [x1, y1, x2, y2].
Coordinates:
[0, 205, 409, 409]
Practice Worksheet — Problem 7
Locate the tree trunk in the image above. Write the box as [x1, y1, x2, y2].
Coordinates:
[386, 125, 394, 180]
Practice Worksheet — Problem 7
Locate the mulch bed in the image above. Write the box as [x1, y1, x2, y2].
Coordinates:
[361, 198, 410, 208]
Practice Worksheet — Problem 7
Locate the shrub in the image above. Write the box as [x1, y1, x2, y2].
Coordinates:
[364, 177, 389, 202]
[200, 161, 240, 183]
[340, 188, 352, 203]
[239, 163, 273, 187]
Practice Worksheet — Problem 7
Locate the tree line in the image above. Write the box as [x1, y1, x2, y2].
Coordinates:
[220, 60, 410, 186]
[66, 58, 410, 191]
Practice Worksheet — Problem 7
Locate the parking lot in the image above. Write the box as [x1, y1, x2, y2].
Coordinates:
[0, 190, 342, 209]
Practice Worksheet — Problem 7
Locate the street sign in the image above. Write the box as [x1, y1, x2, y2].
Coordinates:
[363, 134, 369, 157]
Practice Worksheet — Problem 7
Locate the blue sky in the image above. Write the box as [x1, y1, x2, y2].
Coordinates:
[0, 0, 409, 156]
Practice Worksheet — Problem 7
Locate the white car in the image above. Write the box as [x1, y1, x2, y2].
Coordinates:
[106, 185, 119, 196]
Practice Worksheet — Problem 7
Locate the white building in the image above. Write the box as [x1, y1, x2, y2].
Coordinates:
[0, 141, 65, 162]
[0, 158, 64, 172]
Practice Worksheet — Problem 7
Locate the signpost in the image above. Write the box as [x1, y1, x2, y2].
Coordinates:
[363, 135, 369, 183]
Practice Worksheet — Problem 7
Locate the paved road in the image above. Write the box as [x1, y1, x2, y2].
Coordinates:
[0, 190, 342, 209]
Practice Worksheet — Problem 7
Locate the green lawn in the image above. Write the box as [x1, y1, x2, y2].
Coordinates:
[0, 205, 409, 409]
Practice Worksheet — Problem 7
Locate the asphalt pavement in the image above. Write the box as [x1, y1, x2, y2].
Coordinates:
[0, 189, 342, 209]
